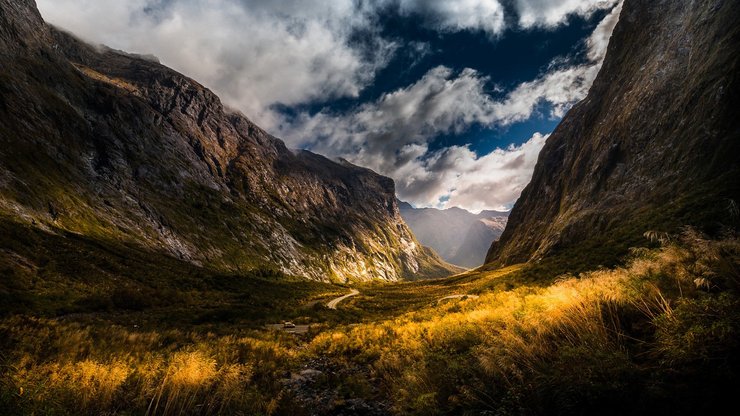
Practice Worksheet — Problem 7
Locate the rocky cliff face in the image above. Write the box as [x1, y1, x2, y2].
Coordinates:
[487, 0, 740, 267]
[0, 0, 456, 282]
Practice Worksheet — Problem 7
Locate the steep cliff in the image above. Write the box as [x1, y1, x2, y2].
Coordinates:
[487, 0, 740, 267]
[0, 0, 456, 282]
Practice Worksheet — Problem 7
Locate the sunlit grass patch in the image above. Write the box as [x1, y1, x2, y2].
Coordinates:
[0, 320, 302, 415]
[1, 230, 738, 414]
[302, 231, 740, 414]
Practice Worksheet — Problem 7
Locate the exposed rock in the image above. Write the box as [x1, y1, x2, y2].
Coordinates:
[282, 357, 391, 416]
[487, 0, 740, 268]
[0, 0, 456, 282]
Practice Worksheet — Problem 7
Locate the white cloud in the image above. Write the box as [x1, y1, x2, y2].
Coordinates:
[586, 0, 623, 62]
[37, 0, 395, 128]
[35, 0, 506, 128]
[279, 3, 622, 210]
[385, 133, 549, 211]
[514, 0, 619, 28]
[36, 0, 620, 131]
[397, 0, 506, 37]
[442, 133, 548, 211]
[279, 66, 494, 171]
[491, 63, 598, 123]
[276, 65, 552, 210]
[36, 0, 623, 211]
[394, 0, 615, 36]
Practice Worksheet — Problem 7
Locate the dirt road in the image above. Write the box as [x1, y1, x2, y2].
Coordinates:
[265, 324, 310, 334]
[327, 289, 360, 309]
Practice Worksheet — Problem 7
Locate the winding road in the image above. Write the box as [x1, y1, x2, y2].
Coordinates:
[327, 289, 360, 309]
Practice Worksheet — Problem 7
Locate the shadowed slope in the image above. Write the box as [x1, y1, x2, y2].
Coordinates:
[487, 0, 740, 269]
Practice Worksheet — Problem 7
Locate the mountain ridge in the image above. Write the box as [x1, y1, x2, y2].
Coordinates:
[0, 0, 457, 282]
[486, 0, 740, 268]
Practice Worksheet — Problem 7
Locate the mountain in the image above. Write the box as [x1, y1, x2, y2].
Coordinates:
[0, 0, 457, 283]
[449, 216, 508, 268]
[399, 202, 508, 268]
[487, 0, 740, 268]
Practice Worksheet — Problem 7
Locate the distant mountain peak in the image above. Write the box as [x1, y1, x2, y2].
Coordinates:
[399, 203, 508, 268]
[397, 199, 415, 210]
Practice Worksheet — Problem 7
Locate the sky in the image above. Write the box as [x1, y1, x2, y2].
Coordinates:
[37, 0, 623, 212]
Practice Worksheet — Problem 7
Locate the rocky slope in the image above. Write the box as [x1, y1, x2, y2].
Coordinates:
[0, 0, 456, 282]
[399, 202, 507, 268]
[487, 0, 740, 267]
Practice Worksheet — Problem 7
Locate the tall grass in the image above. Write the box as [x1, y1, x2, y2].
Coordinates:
[0, 321, 298, 415]
[1, 230, 738, 414]
[307, 230, 740, 414]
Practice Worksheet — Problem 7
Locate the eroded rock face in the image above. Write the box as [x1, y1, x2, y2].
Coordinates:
[487, 0, 740, 267]
[0, 0, 456, 282]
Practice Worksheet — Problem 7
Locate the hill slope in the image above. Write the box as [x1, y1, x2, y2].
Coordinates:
[487, 0, 740, 268]
[0, 0, 456, 282]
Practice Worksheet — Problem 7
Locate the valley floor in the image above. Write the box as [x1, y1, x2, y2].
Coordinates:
[1, 220, 739, 415]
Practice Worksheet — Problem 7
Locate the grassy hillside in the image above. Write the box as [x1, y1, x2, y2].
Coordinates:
[2, 223, 738, 415]
[0, 216, 349, 327]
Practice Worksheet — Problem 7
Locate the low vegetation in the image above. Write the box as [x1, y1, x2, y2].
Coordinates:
[1, 227, 738, 414]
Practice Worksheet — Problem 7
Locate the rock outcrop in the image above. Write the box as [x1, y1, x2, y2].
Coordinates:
[486, 0, 740, 268]
[0, 0, 456, 282]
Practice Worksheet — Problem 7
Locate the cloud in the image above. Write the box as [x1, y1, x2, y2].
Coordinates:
[586, 0, 623, 62]
[385, 134, 549, 211]
[276, 65, 550, 210]
[278, 3, 623, 210]
[397, 0, 506, 37]
[513, 0, 619, 28]
[35, 0, 505, 128]
[393, 0, 615, 36]
[441, 134, 549, 211]
[491, 63, 597, 123]
[279, 67, 493, 170]
[37, 0, 395, 128]
[36, 0, 619, 131]
[37, 0, 623, 211]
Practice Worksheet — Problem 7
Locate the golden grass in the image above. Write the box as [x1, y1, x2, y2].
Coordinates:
[306, 232, 739, 413]
[73, 64, 139, 94]
[0, 322, 299, 415]
[1, 231, 738, 414]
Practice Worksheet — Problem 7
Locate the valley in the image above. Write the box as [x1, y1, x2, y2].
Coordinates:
[4, 235, 738, 415]
[1, 0, 739, 414]
[399, 201, 509, 268]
